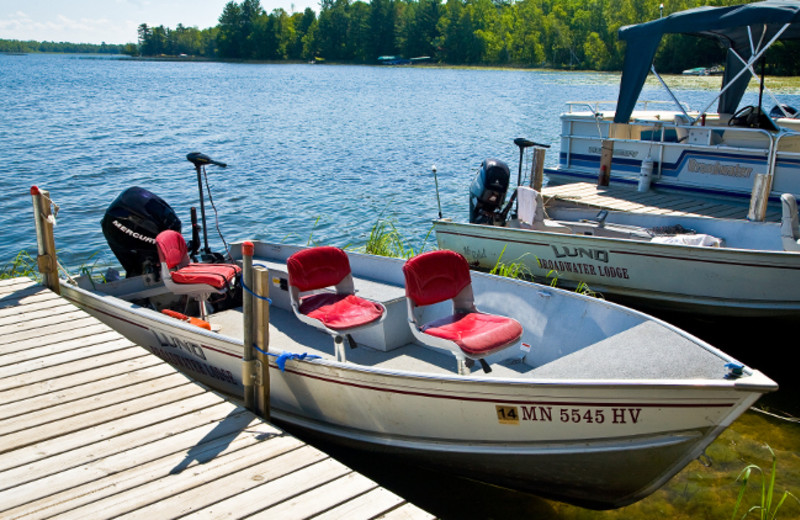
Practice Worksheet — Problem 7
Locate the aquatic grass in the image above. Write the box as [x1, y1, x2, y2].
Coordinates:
[534, 255, 602, 298]
[1, 248, 115, 286]
[489, 245, 532, 280]
[357, 218, 433, 259]
[0, 250, 40, 281]
[74, 251, 115, 286]
[731, 444, 799, 520]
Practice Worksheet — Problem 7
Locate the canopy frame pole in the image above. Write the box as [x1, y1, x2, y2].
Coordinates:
[736, 24, 787, 117]
[695, 23, 790, 120]
[650, 65, 691, 121]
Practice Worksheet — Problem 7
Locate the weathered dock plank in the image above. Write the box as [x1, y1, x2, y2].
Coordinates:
[542, 181, 781, 220]
[0, 279, 434, 520]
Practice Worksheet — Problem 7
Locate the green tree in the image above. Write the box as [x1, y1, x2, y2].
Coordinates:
[369, 0, 397, 58]
[217, 1, 244, 58]
[317, 0, 352, 60]
[583, 31, 610, 69]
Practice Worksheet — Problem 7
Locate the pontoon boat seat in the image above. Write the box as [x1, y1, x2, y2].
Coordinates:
[673, 113, 690, 142]
[517, 186, 572, 233]
[287, 246, 386, 362]
[780, 193, 800, 251]
[155, 230, 241, 320]
[402, 250, 523, 375]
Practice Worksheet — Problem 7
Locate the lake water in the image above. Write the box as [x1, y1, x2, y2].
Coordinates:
[2, 53, 798, 518]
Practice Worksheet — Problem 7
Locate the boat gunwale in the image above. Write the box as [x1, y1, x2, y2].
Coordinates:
[433, 217, 800, 262]
[58, 278, 776, 394]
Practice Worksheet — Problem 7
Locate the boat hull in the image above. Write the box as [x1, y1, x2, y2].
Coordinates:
[60, 281, 771, 508]
[435, 219, 800, 317]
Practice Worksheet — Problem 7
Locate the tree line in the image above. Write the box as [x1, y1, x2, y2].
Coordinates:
[9, 0, 800, 74]
[0, 40, 127, 54]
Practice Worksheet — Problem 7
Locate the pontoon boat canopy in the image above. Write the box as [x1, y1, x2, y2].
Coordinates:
[614, 0, 800, 124]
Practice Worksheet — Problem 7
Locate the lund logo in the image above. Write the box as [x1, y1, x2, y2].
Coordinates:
[551, 245, 609, 263]
[153, 330, 207, 360]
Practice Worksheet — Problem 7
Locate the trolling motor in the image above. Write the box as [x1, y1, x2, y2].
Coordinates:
[497, 137, 551, 221]
[187, 152, 227, 261]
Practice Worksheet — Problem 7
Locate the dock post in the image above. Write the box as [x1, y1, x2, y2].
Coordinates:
[748, 174, 771, 222]
[253, 265, 271, 420]
[242, 241, 255, 411]
[531, 147, 546, 191]
[30, 186, 60, 294]
[598, 140, 613, 186]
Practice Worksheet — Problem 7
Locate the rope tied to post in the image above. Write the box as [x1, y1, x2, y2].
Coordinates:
[31, 186, 60, 225]
[240, 274, 272, 304]
[250, 344, 321, 372]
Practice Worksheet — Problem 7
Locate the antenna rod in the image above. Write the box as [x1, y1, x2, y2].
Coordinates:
[432, 165, 443, 219]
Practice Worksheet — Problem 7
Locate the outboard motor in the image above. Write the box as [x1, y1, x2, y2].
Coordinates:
[101, 187, 182, 277]
[469, 159, 510, 224]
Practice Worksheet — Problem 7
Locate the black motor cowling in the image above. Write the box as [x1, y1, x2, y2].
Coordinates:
[469, 159, 510, 224]
[101, 187, 182, 277]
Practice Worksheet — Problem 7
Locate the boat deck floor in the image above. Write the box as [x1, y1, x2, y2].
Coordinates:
[541, 181, 782, 221]
[209, 305, 728, 382]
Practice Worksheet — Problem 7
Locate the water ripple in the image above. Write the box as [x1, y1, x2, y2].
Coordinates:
[4, 54, 797, 270]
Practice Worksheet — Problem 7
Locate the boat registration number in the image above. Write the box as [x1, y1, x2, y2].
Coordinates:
[495, 405, 641, 425]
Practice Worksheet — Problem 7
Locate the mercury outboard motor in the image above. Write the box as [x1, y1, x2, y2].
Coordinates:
[101, 187, 182, 277]
[469, 159, 510, 224]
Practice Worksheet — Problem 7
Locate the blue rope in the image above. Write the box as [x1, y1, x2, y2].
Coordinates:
[240, 275, 272, 304]
[251, 344, 321, 371]
[241, 264, 318, 371]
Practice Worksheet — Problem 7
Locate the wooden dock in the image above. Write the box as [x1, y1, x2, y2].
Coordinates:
[542, 181, 782, 221]
[0, 277, 434, 520]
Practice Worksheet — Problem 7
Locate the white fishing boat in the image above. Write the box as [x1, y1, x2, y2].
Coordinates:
[436, 187, 800, 317]
[435, 144, 800, 317]
[30, 166, 776, 509]
[548, 0, 800, 221]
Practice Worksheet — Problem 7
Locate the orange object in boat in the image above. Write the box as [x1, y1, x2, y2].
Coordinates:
[161, 309, 212, 330]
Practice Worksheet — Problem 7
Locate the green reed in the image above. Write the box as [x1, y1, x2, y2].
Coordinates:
[489, 245, 532, 280]
[732, 444, 799, 520]
[0, 250, 39, 281]
[358, 218, 433, 259]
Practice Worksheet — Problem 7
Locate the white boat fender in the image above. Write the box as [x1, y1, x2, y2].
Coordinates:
[724, 362, 744, 379]
[638, 158, 653, 192]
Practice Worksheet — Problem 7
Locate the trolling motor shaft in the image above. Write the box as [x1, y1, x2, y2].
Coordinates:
[187, 152, 226, 255]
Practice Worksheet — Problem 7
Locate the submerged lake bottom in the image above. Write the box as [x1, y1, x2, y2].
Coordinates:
[284, 410, 798, 519]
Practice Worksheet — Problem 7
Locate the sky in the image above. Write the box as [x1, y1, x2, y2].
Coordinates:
[0, 0, 319, 45]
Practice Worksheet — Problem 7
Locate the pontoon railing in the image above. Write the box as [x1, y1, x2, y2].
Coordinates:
[560, 117, 780, 182]
[565, 100, 692, 117]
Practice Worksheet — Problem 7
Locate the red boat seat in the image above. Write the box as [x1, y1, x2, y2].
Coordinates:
[287, 246, 385, 361]
[156, 230, 241, 319]
[403, 250, 522, 374]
